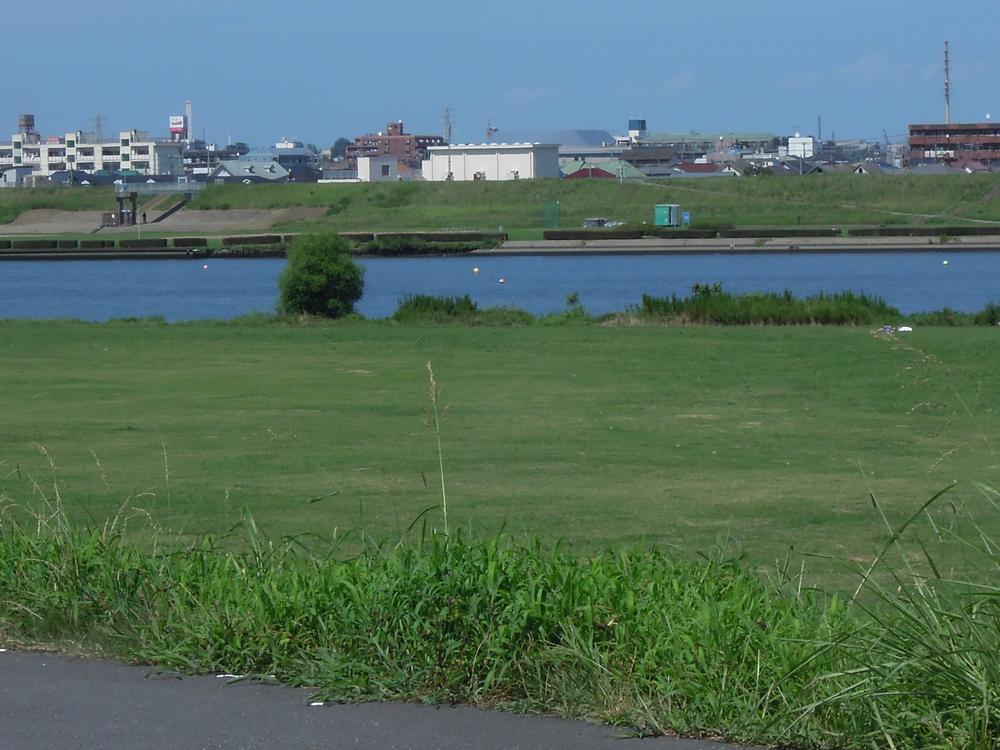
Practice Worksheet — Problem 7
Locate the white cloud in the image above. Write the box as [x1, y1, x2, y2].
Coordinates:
[663, 71, 698, 95]
[505, 86, 558, 102]
[780, 69, 823, 91]
[836, 54, 892, 84]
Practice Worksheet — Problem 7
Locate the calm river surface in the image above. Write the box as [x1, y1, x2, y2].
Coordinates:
[0, 252, 997, 321]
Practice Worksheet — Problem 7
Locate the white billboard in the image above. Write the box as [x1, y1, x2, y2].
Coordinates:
[169, 115, 187, 134]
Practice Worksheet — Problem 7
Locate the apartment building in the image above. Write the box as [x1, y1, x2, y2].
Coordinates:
[345, 120, 444, 168]
[1, 123, 183, 178]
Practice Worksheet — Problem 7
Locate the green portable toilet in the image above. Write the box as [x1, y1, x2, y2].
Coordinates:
[654, 204, 680, 227]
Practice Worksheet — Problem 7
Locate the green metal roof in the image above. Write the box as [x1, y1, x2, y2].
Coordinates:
[562, 159, 645, 179]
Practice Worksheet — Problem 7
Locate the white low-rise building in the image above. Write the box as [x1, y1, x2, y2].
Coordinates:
[785, 135, 815, 160]
[358, 155, 400, 182]
[422, 143, 560, 181]
[0, 129, 183, 177]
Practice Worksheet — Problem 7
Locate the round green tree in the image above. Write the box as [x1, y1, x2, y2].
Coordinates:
[278, 233, 364, 317]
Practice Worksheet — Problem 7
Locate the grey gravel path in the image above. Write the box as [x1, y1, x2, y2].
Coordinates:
[0, 650, 762, 750]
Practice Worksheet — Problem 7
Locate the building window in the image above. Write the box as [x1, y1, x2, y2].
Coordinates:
[67, 139, 75, 148]
[122, 153, 130, 161]
[14, 156, 21, 164]
[381, 164, 390, 177]
[121, 139, 129, 147]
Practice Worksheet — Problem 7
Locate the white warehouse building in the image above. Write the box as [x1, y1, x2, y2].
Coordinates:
[422, 143, 560, 181]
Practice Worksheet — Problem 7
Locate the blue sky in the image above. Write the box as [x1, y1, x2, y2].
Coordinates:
[4, 0, 1000, 148]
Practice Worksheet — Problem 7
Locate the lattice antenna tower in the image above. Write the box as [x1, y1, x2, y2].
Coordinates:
[944, 41, 952, 125]
[92, 114, 107, 143]
[443, 107, 454, 180]
[443, 107, 453, 143]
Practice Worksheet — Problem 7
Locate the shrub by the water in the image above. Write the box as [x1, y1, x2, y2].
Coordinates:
[393, 294, 479, 321]
[278, 232, 364, 318]
[171, 237, 208, 248]
[391, 295, 536, 325]
[908, 303, 1000, 326]
[361, 237, 486, 256]
[637, 284, 900, 325]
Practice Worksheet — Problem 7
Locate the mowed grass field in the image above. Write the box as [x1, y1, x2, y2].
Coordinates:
[1, 320, 998, 587]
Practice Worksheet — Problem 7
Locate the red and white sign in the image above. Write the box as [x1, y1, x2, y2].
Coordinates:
[169, 115, 187, 134]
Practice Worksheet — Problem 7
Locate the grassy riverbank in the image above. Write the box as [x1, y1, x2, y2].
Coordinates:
[190, 175, 1000, 231]
[4, 175, 1000, 233]
[0, 186, 116, 225]
[1, 319, 996, 585]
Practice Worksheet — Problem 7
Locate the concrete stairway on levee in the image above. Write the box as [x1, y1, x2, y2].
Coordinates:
[150, 196, 191, 223]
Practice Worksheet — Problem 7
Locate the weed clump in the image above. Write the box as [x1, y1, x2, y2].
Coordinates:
[392, 295, 533, 325]
[637, 283, 900, 325]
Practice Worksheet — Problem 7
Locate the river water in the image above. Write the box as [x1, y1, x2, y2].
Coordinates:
[0, 252, 997, 321]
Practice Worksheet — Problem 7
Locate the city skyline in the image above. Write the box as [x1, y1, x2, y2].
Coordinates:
[4, 0, 1000, 148]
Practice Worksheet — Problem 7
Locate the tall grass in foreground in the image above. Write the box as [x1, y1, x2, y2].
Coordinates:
[1, 490, 999, 749]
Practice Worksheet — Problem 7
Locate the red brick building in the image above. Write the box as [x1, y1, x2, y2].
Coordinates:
[908, 122, 1000, 166]
[345, 121, 444, 169]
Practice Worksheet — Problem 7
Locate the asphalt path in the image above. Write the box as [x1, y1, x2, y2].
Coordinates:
[0, 650, 761, 750]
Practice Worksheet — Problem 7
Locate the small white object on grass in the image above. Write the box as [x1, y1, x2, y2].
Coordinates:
[898, 325, 913, 333]
[309, 701, 325, 707]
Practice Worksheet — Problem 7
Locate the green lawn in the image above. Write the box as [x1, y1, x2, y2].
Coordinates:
[1, 320, 997, 588]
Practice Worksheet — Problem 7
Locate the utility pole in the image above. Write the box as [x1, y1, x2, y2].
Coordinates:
[944, 41, 952, 125]
[443, 107, 453, 180]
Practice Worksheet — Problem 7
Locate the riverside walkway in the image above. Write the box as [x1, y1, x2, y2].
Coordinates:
[0, 650, 758, 750]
